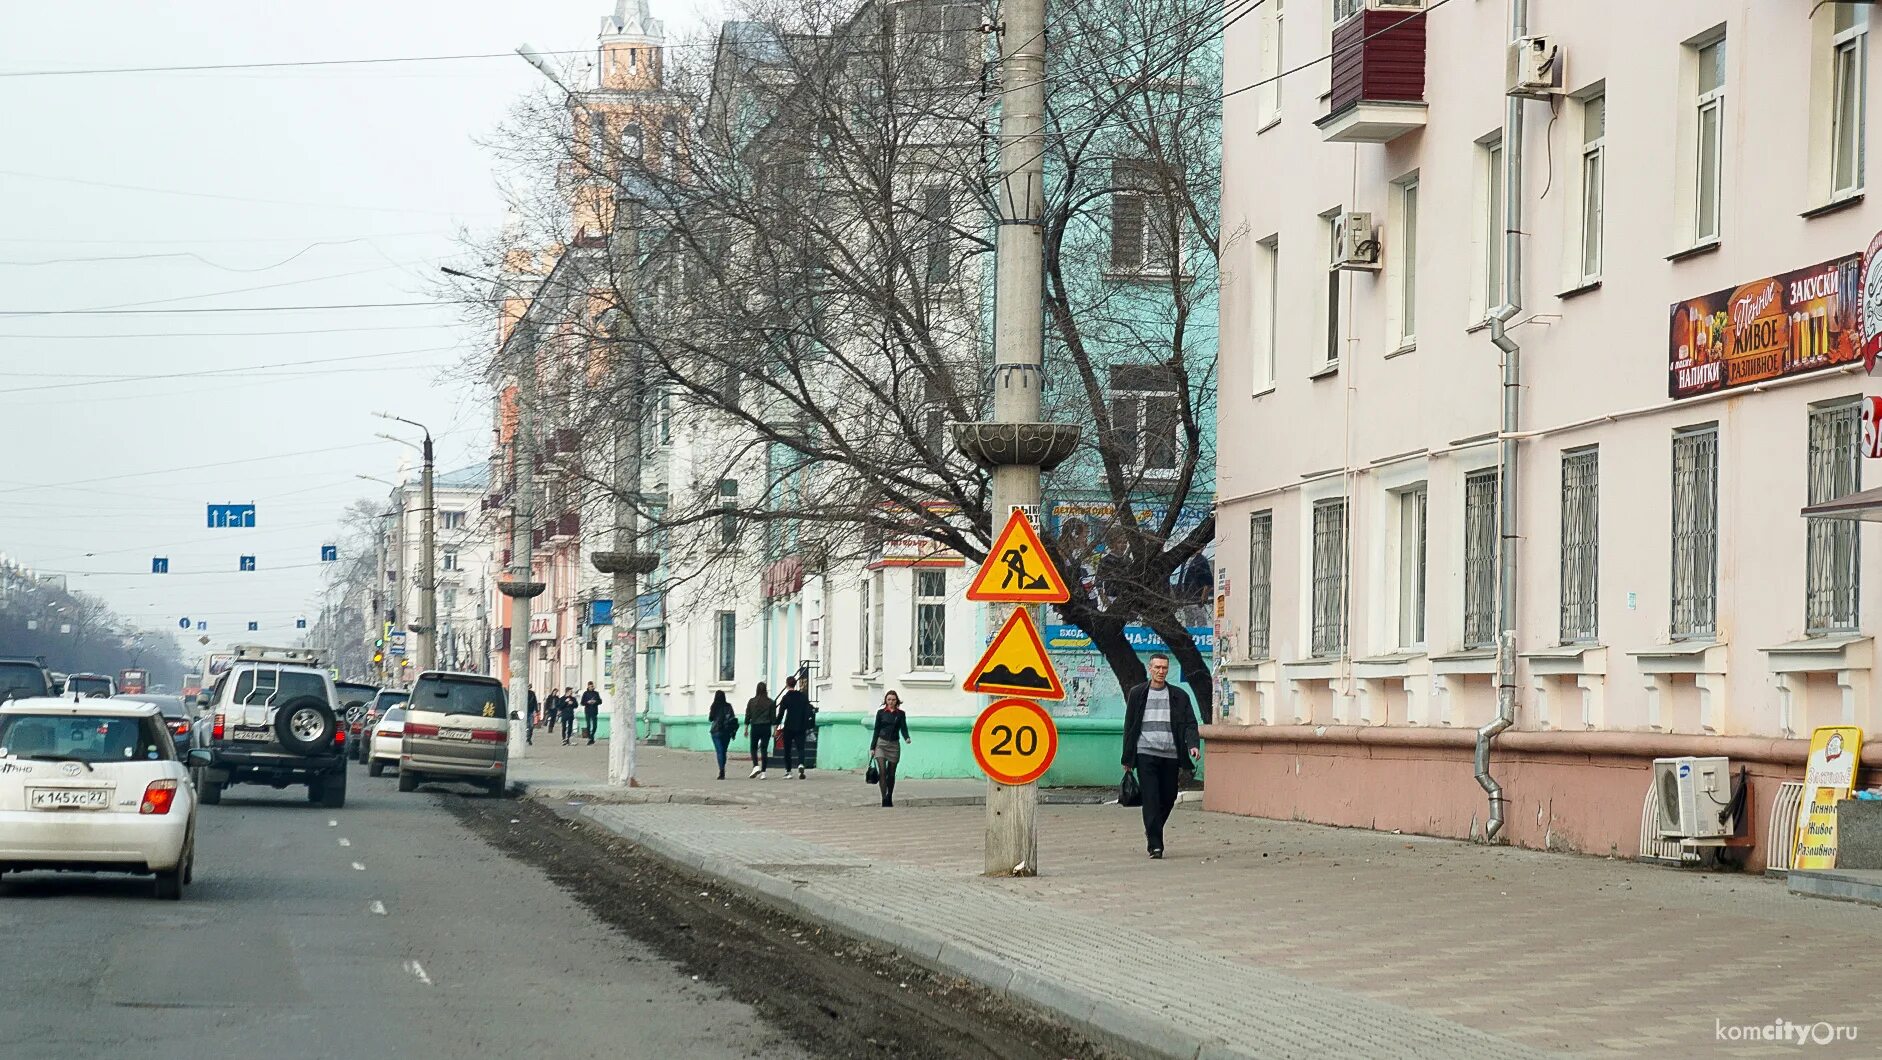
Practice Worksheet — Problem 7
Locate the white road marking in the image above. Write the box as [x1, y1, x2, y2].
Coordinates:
[351, 862, 366, 871]
[337, 837, 351, 847]
[369, 900, 387, 916]
[404, 960, 432, 986]
[327, 820, 338, 827]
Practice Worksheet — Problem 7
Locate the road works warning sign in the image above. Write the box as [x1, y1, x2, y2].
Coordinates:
[966, 509, 1070, 604]
[963, 607, 1065, 700]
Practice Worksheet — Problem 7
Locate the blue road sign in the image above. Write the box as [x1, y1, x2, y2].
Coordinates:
[151, 557, 169, 574]
[239, 555, 256, 572]
[196, 621, 207, 631]
[247, 621, 259, 632]
[178, 617, 191, 630]
[320, 544, 338, 562]
[206, 503, 257, 528]
[295, 617, 308, 629]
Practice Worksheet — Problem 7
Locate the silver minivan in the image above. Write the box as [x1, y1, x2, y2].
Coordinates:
[397, 671, 508, 796]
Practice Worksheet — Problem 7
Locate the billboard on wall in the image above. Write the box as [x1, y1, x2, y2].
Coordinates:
[1042, 501, 1215, 657]
[1668, 252, 1863, 399]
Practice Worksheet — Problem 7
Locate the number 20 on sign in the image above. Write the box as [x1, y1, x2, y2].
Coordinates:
[971, 699, 1059, 786]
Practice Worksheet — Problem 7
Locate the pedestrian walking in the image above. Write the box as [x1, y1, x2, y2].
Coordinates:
[525, 687, 538, 745]
[776, 675, 814, 779]
[580, 681, 602, 744]
[744, 682, 777, 778]
[1120, 653, 1201, 859]
[707, 690, 738, 780]
[869, 690, 911, 808]
[558, 687, 577, 745]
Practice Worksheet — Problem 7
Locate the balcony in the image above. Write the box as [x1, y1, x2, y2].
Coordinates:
[1315, 4, 1428, 144]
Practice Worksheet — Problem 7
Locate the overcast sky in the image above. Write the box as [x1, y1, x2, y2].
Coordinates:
[0, 0, 709, 663]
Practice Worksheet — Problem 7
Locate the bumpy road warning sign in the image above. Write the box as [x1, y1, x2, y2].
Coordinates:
[964, 607, 1065, 700]
[966, 508, 1070, 604]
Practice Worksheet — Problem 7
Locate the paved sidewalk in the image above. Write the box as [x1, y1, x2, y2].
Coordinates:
[514, 741, 1880, 1058]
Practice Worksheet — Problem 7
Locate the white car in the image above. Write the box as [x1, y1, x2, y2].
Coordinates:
[367, 706, 407, 777]
[0, 698, 197, 899]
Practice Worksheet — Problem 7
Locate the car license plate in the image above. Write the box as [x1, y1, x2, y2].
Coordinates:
[436, 729, 473, 741]
[230, 727, 274, 742]
[30, 788, 109, 810]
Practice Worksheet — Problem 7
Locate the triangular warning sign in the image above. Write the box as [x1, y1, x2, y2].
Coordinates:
[966, 509, 1070, 604]
[963, 607, 1065, 700]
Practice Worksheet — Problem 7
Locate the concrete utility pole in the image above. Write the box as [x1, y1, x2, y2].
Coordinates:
[377, 414, 437, 673]
[500, 334, 541, 761]
[954, 0, 1078, 877]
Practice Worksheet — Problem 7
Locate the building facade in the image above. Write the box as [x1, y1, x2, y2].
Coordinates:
[1212, 0, 1882, 861]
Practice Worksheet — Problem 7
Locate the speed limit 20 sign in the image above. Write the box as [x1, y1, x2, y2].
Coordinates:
[971, 698, 1059, 786]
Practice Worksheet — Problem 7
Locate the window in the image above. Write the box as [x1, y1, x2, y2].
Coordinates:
[1397, 485, 1427, 649]
[1321, 210, 1344, 369]
[857, 575, 872, 672]
[1560, 448, 1599, 644]
[716, 611, 737, 682]
[1310, 498, 1348, 658]
[1694, 37, 1726, 243]
[440, 510, 465, 530]
[913, 570, 947, 668]
[1247, 511, 1273, 659]
[1254, 236, 1279, 390]
[1463, 470, 1499, 649]
[1256, 0, 1284, 127]
[1579, 93, 1605, 282]
[1671, 425, 1720, 638]
[1108, 364, 1182, 480]
[442, 588, 458, 612]
[1110, 160, 1176, 274]
[1481, 137, 1505, 317]
[441, 546, 459, 572]
[1807, 401, 1862, 633]
[870, 570, 885, 670]
[1332, 0, 1361, 22]
[621, 123, 644, 164]
[1833, 5, 1869, 198]
[718, 479, 738, 546]
[1393, 176, 1419, 346]
[921, 185, 952, 286]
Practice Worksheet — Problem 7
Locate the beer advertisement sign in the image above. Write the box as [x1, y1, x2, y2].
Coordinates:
[1668, 252, 1862, 399]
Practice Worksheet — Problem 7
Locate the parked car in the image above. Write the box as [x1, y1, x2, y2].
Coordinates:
[356, 689, 408, 763]
[0, 658, 56, 704]
[64, 673, 117, 699]
[112, 694, 191, 755]
[0, 697, 197, 899]
[367, 707, 407, 777]
[398, 671, 508, 796]
[190, 646, 348, 808]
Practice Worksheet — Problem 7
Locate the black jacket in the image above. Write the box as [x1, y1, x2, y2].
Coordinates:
[708, 699, 738, 735]
[557, 695, 577, 717]
[777, 689, 814, 732]
[527, 690, 539, 714]
[1121, 681, 1199, 767]
[870, 708, 910, 744]
[580, 689, 602, 712]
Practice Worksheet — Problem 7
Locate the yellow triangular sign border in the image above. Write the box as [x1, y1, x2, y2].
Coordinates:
[963, 607, 1065, 700]
[966, 508, 1070, 604]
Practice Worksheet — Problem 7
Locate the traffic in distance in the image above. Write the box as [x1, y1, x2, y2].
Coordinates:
[0, 644, 509, 899]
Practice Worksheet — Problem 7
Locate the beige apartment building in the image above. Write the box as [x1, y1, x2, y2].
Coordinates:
[1210, 0, 1882, 861]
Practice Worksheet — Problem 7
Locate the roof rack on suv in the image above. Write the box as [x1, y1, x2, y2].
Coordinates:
[231, 644, 328, 666]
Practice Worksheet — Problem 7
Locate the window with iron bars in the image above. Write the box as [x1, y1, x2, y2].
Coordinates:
[1247, 511, 1273, 659]
[1462, 469, 1499, 649]
[913, 570, 948, 669]
[1806, 401, 1861, 634]
[1559, 448, 1599, 644]
[1310, 498, 1348, 658]
[1671, 425, 1719, 638]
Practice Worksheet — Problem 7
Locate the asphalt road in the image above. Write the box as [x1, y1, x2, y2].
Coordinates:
[0, 767, 803, 1060]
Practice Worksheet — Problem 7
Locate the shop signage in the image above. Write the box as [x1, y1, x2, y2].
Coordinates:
[1863, 230, 1882, 372]
[1792, 724, 1864, 871]
[528, 614, 557, 642]
[1668, 252, 1863, 399]
[1862, 397, 1882, 459]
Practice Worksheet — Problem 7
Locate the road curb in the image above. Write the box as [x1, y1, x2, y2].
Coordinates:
[551, 796, 1227, 1060]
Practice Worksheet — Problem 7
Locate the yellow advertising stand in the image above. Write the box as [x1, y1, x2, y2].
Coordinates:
[1792, 725, 1864, 871]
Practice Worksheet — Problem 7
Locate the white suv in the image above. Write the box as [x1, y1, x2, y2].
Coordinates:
[0, 698, 197, 899]
[191, 646, 348, 808]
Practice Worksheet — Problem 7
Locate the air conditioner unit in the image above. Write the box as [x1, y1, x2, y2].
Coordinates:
[1330, 212, 1380, 271]
[1653, 756, 1733, 838]
[1507, 35, 1563, 99]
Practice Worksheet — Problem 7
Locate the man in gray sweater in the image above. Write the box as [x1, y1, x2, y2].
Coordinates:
[1120, 653, 1201, 859]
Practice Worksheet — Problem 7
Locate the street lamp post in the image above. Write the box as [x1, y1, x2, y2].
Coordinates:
[375, 416, 437, 673]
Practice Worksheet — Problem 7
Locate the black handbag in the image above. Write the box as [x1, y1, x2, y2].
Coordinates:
[1118, 769, 1143, 807]
[865, 758, 880, 785]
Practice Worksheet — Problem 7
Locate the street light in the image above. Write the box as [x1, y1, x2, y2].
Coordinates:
[375, 414, 436, 674]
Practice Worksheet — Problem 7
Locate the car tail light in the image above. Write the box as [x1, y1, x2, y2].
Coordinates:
[335, 728, 346, 745]
[141, 779, 178, 815]
[470, 729, 506, 743]
[405, 722, 439, 738]
[170, 720, 189, 737]
[212, 713, 224, 740]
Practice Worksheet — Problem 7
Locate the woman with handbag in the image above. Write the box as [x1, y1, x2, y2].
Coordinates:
[867, 690, 911, 807]
[707, 691, 738, 780]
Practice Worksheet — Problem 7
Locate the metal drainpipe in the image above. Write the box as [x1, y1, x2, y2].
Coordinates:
[1476, 0, 1528, 842]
